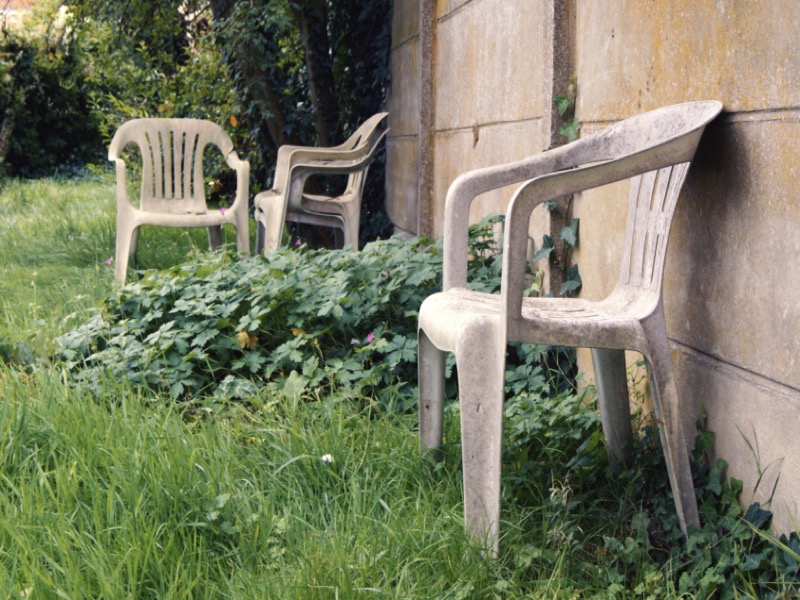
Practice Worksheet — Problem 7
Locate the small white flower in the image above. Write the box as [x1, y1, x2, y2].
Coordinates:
[320, 454, 333, 463]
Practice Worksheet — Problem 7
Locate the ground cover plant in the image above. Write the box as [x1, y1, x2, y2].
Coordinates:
[1, 175, 800, 598]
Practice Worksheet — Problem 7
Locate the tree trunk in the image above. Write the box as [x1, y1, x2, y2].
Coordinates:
[290, 0, 340, 146]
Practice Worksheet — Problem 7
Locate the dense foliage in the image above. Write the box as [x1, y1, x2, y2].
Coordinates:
[56, 218, 558, 410]
[3, 0, 393, 243]
[0, 3, 103, 176]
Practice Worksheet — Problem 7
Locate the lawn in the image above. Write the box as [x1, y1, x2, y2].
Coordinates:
[0, 174, 797, 599]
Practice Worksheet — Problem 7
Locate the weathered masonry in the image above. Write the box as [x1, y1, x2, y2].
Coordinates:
[386, 0, 800, 531]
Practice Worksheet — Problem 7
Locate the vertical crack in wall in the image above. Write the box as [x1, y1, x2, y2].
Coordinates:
[416, 0, 436, 237]
[546, 0, 577, 296]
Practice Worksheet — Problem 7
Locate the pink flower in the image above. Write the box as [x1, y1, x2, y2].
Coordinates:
[104, 257, 113, 265]
[219, 207, 227, 215]
[366, 332, 374, 343]
[295, 238, 302, 247]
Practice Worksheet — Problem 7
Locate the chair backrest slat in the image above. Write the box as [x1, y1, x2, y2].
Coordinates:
[620, 162, 690, 292]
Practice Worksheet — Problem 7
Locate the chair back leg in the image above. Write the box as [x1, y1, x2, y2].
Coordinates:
[640, 312, 700, 536]
[591, 348, 634, 467]
[418, 329, 447, 453]
[234, 209, 250, 254]
[207, 225, 223, 249]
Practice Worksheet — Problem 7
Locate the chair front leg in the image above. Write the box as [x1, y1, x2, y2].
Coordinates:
[254, 192, 287, 253]
[342, 200, 361, 252]
[115, 221, 138, 285]
[456, 321, 506, 557]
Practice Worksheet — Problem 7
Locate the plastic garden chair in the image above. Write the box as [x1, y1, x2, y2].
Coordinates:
[417, 100, 723, 556]
[109, 118, 250, 284]
[253, 112, 389, 252]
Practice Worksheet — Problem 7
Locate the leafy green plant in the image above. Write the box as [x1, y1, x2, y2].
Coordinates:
[55, 217, 563, 410]
[554, 76, 580, 144]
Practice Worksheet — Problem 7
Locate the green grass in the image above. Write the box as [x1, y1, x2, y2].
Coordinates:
[1, 174, 798, 598]
[0, 367, 496, 598]
[0, 174, 241, 356]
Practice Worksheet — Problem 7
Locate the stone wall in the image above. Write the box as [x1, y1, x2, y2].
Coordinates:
[387, 0, 800, 531]
[387, 0, 560, 239]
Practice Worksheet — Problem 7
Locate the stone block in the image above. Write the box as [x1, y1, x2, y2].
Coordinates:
[392, 0, 420, 47]
[675, 345, 800, 533]
[431, 119, 549, 238]
[388, 39, 421, 137]
[385, 136, 419, 233]
[576, 1, 800, 119]
[666, 119, 800, 389]
[434, 0, 548, 131]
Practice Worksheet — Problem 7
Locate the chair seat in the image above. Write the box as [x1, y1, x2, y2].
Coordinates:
[420, 287, 658, 353]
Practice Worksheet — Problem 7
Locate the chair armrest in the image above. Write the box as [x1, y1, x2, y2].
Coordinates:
[108, 157, 131, 208]
[226, 151, 250, 209]
[499, 139, 699, 320]
[443, 137, 599, 289]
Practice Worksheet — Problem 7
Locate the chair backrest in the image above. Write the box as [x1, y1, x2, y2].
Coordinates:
[498, 101, 723, 318]
[619, 163, 690, 293]
[586, 102, 723, 294]
[339, 113, 389, 196]
[109, 118, 234, 214]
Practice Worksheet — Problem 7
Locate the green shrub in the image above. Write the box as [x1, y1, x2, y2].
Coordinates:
[0, 22, 103, 177]
[55, 218, 565, 410]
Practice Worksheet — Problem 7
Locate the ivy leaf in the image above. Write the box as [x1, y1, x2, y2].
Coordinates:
[559, 118, 580, 142]
[532, 235, 554, 263]
[560, 265, 582, 295]
[554, 94, 572, 116]
[744, 502, 772, 530]
[559, 218, 580, 247]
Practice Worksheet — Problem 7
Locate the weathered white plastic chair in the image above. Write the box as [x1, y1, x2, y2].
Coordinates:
[253, 112, 388, 252]
[417, 100, 723, 556]
[109, 118, 250, 284]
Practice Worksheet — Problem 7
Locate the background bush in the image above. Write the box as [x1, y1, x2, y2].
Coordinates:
[0, 5, 103, 177]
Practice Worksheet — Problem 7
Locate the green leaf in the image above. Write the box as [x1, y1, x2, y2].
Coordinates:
[559, 218, 579, 247]
[283, 370, 307, 402]
[560, 265, 582, 294]
[532, 235, 554, 263]
[559, 118, 580, 142]
[744, 502, 772, 530]
[554, 94, 572, 116]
